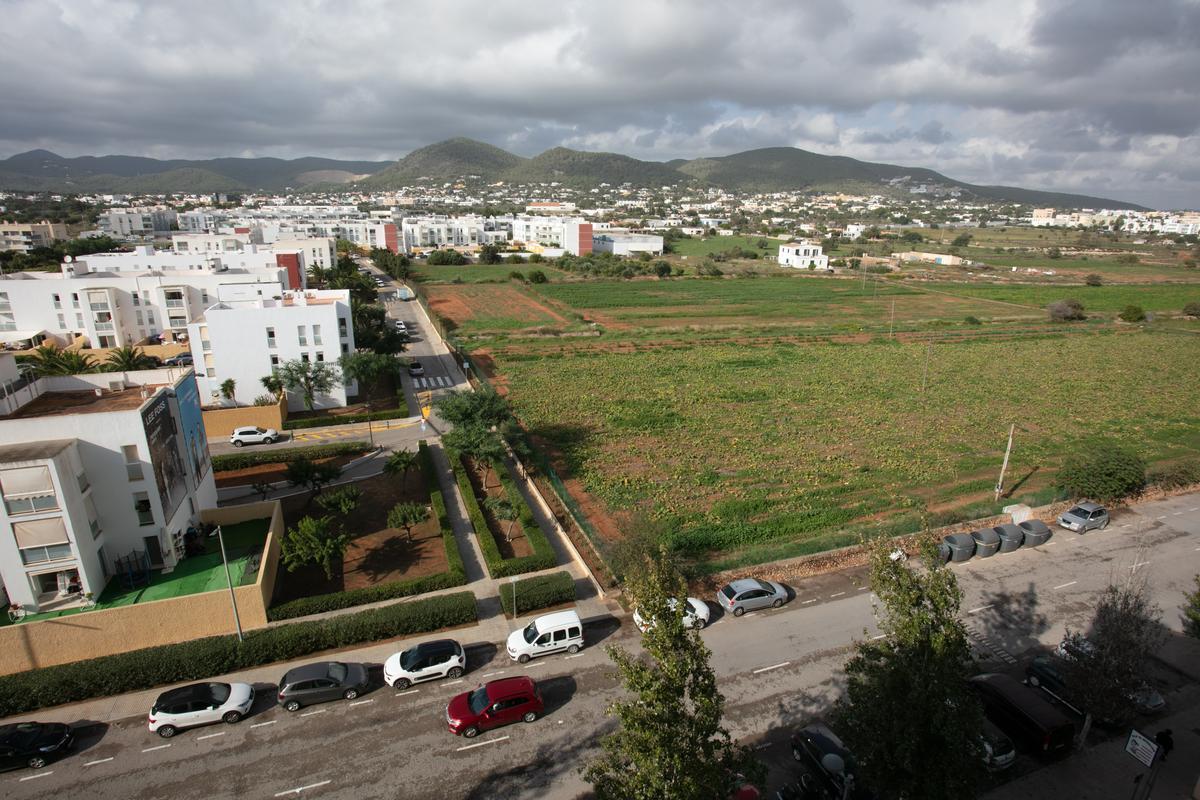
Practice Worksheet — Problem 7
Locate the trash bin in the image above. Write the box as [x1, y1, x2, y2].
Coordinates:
[971, 528, 1001, 558]
[943, 533, 976, 562]
[1018, 519, 1053, 546]
[938, 542, 952, 564]
[994, 523, 1024, 553]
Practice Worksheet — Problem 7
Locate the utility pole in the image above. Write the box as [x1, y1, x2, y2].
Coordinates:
[994, 424, 1015, 502]
[216, 525, 244, 642]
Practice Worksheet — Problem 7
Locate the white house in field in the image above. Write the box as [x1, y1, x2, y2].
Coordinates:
[777, 240, 829, 270]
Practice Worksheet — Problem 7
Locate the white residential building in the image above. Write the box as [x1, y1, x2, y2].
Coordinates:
[187, 289, 357, 411]
[510, 216, 594, 255]
[777, 240, 830, 269]
[98, 208, 178, 239]
[0, 361, 216, 613]
[842, 224, 867, 240]
[592, 233, 665, 256]
[1, 220, 70, 253]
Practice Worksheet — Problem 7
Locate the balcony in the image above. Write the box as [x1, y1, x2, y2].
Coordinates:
[165, 299, 186, 309]
[89, 302, 110, 312]
[94, 321, 114, 332]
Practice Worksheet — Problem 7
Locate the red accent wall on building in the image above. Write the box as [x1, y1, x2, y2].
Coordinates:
[384, 224, 399, 253]
[578, 223, 593, 255]
[233, 227, 251, 234]
[275, 253, 303, 290]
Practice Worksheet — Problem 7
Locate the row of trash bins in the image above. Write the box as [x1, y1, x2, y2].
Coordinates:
[940, 519, 1054, 563]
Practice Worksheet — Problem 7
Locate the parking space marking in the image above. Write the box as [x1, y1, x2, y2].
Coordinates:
[349, 699, 375, 707]
[802, 598, 817, 604]
[395, 689, 419, 696]
[1053, 581, 1077, 590]
[1156, 515, 1166, 520]
[1189, 507, 1198, 512]
[19, 771, 53, 782]
[84, 757, 114, 767]
[274, 780, 332, 797]
[752, 661, 790, 675]
[754, 743, 773, 751]
[857, 586, 870, 591]
[251, 721, 277, 728]
[300, 709, 327, 717]
[142, 744, 171, 753]
[443, 680, 464, 686]
[1043, 541, 1058, 546]
[968, 604, 993, 614]
[455, 735, 510, 752]
[197, 732, 225, 740]
[870, 634, 887, 641]
[565, 654, 585, 659]
[481, 671, 505, 678]
[829, 592, 846, 598]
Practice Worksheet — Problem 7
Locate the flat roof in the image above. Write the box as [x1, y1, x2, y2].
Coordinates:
[2, 386, 164, 419]
[0, 439, 76, 463]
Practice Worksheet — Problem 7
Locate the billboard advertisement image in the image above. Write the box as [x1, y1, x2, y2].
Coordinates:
[142, 390, 188, 520]
[174, 372, 210, 485]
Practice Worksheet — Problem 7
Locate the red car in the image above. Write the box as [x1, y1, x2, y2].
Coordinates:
[446, 677, 544, 738]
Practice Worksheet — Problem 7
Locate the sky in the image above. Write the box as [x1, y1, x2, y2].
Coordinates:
[2, 0, 1199, 209]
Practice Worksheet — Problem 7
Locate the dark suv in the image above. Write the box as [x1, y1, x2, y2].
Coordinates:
[790, 724, 874, 799]
[277, 662, 370, 712]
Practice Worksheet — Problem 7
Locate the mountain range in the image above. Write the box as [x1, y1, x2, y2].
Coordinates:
[0, 140, 1146, 210]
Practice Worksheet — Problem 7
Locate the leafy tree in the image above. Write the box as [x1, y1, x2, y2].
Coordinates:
[435, 388, 513, 431]
[281, 515, 350, 581]
[1085, 273, 1103, 286]
[260, 373, 284, 399]
[1057, 439, 1146, 502]
[1047, 246, 1063, 259]
[1184, 301, 1200, 318]
[277, 359, 341, 411]
[584, 547, 760, 799]
[327, 269, 378, 305]
[833, 541, 984, 800]
[339, 351, 402, 407]
[387, 501, 429, 542]
[483, 496, 519, 542]
[528, 253, 545, 264]
[653, 260, 672, 278]
[383, 449, 418, 488]
[901, 231, 924, 244]
[952, 233, 973, 248]
[284, 457, 343, 499]
[219, 378, 237, 402]
[527, 269, 548, 284]
[1183, 575, 1200, 639]
[316, 484, 361, 515]
[426, 249, 467, 266]
[350, 301, 407, 354]
[508, 270, 526, 282]
[445, 424, 508, 488]
[477, 243, 502, 264]
[1048, 298, 1086, 321]
[103, 345, 157, 372]
[1118, 304, 1146, 322]
[863, 226, 882, 240]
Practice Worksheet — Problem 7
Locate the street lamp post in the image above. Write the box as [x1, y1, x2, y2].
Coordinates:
[216, 525, 244, 642]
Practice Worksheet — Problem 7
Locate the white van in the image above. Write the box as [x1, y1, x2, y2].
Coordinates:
[506, 609, 583, 663]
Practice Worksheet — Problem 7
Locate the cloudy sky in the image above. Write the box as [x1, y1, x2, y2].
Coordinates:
[2, 0, 1199, 208]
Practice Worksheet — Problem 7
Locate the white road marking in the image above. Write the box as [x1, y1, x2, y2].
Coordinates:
[1156, 515, 1166, 520]
[481, 671, 506, 678]
[301, 709, 327, 717]
[274, 780, 332, 797]
[196, 732, 225, 740]
[752, 661, 790, 674]
[84, 757, 114, 766]
[1189, 507, 1198, 512]
[857, 586, 869, 591]
[19, 771, 53, 781]
[968, 605, 993, 614]
[251, 720, 277, 728]
[1053, 581, 1077, 590]
[564, 654, 585, 659]
[802, 598, 817, 604]
[348, 699, 374, 706]
[524, 662, 547, 668]
[870, 634, 887, 641]
[395, 689, 419, 696]
[1043, 541, 1058, 546]
[1130, 561, 1151, 570]
[455, 735, 510, 752]
[443, 680, 464, 686]
[829, 592, 846, 598]
[754, 743, 773, 751]
[142, 744, 171, 753]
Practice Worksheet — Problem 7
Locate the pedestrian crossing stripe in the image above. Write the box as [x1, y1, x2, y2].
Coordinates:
[413, 376, 452, 389]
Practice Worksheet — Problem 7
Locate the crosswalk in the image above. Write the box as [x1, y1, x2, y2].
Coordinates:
[412, 376, 455, 389]
[292, 428, 361, 442]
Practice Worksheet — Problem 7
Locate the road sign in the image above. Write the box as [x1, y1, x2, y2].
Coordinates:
[1125, 729, 1158, 768]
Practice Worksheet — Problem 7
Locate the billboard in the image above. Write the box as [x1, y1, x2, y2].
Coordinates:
[142, 390, 188, 520]
[174, 372, 210, 485]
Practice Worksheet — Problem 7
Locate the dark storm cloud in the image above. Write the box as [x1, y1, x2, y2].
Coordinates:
[0, 0, 1196, 207]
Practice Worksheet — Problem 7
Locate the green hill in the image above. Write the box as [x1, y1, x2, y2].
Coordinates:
[360, 138, 526, 186]
[508, 147, 686, 187]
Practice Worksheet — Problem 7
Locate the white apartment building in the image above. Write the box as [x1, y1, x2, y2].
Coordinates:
[1, 220, 70, 253]
[98, 208, 178, 239]
[777, 240, 830, 269]
[176, 211, 218, 234]
[187, 289, 357, 411]
[842, 223, 867, 240]
[510, 216, 594, 255]
[400, 215, 507, 251]
[592, 233, 665, 256]
[0, 361, 216, 613]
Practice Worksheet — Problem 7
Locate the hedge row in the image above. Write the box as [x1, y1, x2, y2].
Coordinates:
[1148, 459, 1200, 490]
[266, 442, 467, 621]
[284, 407, 411, 430]
[212, 441, 373, 472]
[453, 451, 556, 579]
[0, 592, 478, 717]
[499, 570, 576, 617]
[493, 458, 558, 568]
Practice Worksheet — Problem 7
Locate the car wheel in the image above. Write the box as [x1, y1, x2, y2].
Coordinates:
[693, 618, 706, 630]
[447, 667, 463, 679]
[1101, 519, 1109, 530]
[232, 440, 244, 447]
[772, 598, 784, 609]
[523, 711, 538, 723]
[27, 755, 47, 769]
[343, 688, 359, 701]
[567, 644, 581, 655]
[462, 726, 479, 739]
[265, 437, 276, 445]
[1028, 675, 1041, 688]
[222, 710, 242, 724]
[157, 725, 177, 739]
[285, 700, 301, 712]
[394, 678, 411, 690]
[733, 606, 745, 617]
[792, 747, 803, 762]
[518, 653, 531, 664]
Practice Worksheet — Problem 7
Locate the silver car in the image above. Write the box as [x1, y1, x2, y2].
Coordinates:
[1057, 502, 1109, 532]
[716, 578, 788, 617]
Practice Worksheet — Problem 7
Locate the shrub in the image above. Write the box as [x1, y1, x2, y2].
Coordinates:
[284, 408, 411, 430]
[1048, 298, 1086, 321]
[499, 571, 576, 617]
[964, 316, 982, 326]
[1183, 301, 1200, 318]
[212, 441, 372, 471]
[316, 485, 361, 515]
[0, 592, 478, 716]
[253, 394, 276, 406]
[1118, 304, 1146, 322]
[452, 451, 556, 578]
[508, 270, 526, 282]
[527, 270, 548, 284]
[1057, 440, 1147, 503]
[1147, 459, 1200, 490]
[1085, 274, 1103, 286]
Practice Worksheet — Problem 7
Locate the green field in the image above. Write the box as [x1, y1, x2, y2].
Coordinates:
[924, 282, 1200, 314]
[412, 263, 567, 283]
[670, 234, 783, 258]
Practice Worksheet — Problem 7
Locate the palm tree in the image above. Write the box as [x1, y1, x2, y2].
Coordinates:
[307, 264, 328, 289]
[383, 449, 418, 490]
[220, 378, 237, 404]
[103, 345, 157, 372]
[261, 374, 284, 400]
[24, 345, 97, 377]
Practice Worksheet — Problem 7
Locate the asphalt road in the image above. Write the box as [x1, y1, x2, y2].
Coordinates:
[8, 494, 1198, 799]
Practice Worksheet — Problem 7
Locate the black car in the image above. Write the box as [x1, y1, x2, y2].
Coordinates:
[277, 661, 370, 712]
[969, 673, 1075, 756]
[164, 354, 193, 367]
[0, 722, 74, 772]
[790, 724, 874, 799]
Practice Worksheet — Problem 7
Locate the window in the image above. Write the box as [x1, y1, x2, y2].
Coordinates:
[122, 445, 142, 481]
[13, 517, 71, 564]
[1, 466, 59, 515]
[316, 353, 324, 362]
[146, 311, 154, 326]
[76, 470, 89, 493]
[71, 293, 80, 308]
[312, 324, 322, 345]
[75, 313, 84, 328]
[297, 325, 307, 346]
[57, 313, 66, 329]
[270, 354, 280, 368]
[135, 310, 143, 325]
[338, 317, 348, 337]
[20, 543, 74, 565]
[301, 353, 310, 364]
[132, 293, 140, 306]
[266, 327, 276, 348]
[341, 343, 349, 354]
[85, 495, 101, 539]
[98, 545, 109, 579]
[52, 293, 61, 309]
[133, 491, 153, 526]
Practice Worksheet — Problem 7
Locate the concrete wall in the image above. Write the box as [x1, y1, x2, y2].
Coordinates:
[0, 501, 281, 675]
[201, 395, 287, 438]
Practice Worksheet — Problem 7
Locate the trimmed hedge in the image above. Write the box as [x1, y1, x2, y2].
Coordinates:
[499, 570, 576, 617]
[212, 441, 372, 472]
[0, 592, 478, 717]
[284, 407, 411, 431]
[453, 451, 556, 579]
[266, 442, 467, 621]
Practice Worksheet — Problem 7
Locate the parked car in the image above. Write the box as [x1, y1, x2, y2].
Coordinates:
[969, 673, 1075, 756]
[506, 609, 584, 663]
[407, 360, 425, 377]
[1051, 637, 1167, 716]
[790, 723, 873, 799]
[633, 597, 711, 632]
[277, 661, 370, 712]
[446, 677, 544, 738]
[715, 578, 787, 617]
[229, 425, 279, 447]
[0, 722, 74, 771]
[981, 719, 1017, 771]
[394, 319, 408, 330]
[163, 354, 193, 367]
[148, 682, 254, 738]
[1025, 655, 1084, 715]
[384, 639, 466, 689]
[1057, 502, 1109, 532]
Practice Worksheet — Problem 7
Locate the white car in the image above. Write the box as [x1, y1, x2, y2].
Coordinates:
[148, 682, 254, 738]
[229, 426, 279, 447]
[383, 638, 466, 689]
[632, 597, 712, 632]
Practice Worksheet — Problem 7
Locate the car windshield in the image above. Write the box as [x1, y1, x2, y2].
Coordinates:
[1067, 506, 1087, 516]
[720, 585, 737, 601]
[467, 686, 490, 715]
[755, 579, 775, 593]
[207, 683, 231, 703]
[8, 724, 43, 748]
[522, 622, 539, 644]
[400, 647, 419, 670]
[328, 663, 347, 682]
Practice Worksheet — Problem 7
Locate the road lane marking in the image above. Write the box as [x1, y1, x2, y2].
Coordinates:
[1130, 561, 1151, 570]
[1156, 515, 1166, 520]
[857, 586, 869, 591]
[802, 599, 817, 604]
[300, 709, 327, 717]
[968, 605, 993, 614]
[84, 757, 114, 766]
[870, 634, 887, 641]
[197, 732, 225, 740]
[455, 735, 510, 752]
[19, 771, 53, 781]
[395, 689, 419, 696]
[1173, 511, 1184, 515]
[1043, 541, 1057, 546]
[481, 671, 506, 678]
[443, 680, 464, 686]
[829, 592, 846, 598]
[251, 721, 277, 728]
[752, 661, 790, 674]
[349, 699, 375, 707]
[142, 744, 171, 753]
[1189, 507, 1198, 512]
[274, 780, 332, 797]
[1053, 581, 1077, 590]
[754, 743, 773, 751]
[523, 662, 547, 668]
[565, 654, 585, 659]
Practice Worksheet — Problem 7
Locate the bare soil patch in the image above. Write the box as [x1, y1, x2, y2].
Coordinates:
[215, 453, 364, 488]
